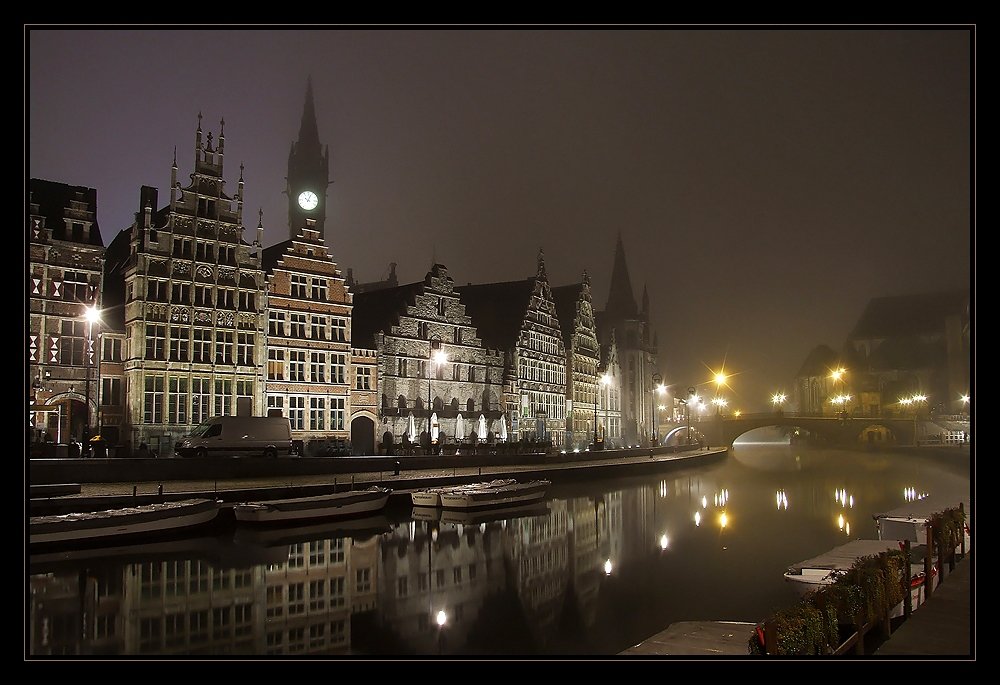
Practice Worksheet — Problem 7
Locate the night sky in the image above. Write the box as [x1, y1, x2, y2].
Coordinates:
[27, 28, 973, 412]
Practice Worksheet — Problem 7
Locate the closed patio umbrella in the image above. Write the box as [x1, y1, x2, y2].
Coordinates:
[407, 413, 417, 443]
[455, 414, 465, 441]
[500, 415, 508, 442]
[478, 414, 487, 442]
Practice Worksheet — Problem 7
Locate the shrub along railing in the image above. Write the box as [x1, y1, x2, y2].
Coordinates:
[749, 505, 968, 655]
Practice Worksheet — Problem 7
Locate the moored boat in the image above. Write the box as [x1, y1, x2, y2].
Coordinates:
[30, 498, 222, 546]
[410, 479, 516, 507]
[783, 538, 930, 615]
[233, 486, 390, 523]
[438, 479, 550, 510]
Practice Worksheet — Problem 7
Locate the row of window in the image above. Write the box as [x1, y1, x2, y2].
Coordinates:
[30, 270, 97, 303]
[268, 312, 348, 341]
[289, 275, 332, 301]
[143, 376, 253, 425]
[267, 350, 351, 384]
[171, 237, 239, 265]
[144, 325, 256, 365]
[267, 395, 346, 431]
[142, 281, 258, 311]
[395, 358, 494, 383]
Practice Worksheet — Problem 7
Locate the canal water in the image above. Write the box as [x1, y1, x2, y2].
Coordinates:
[28, 440, 971, 657]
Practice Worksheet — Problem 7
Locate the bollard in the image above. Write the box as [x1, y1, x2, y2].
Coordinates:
[133, 486, 137, 498]
[158, 484, 163, 495]
[395, 460, 400, 476]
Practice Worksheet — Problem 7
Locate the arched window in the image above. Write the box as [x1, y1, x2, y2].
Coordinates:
[397, 395, 407, 409]
[450, 397, 459, 411]
[467, 398, 475, 413]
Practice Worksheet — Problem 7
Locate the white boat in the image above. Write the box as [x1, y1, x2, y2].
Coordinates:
[30, 498, 222, 545]
[233, 486, 390, 523]
[438, 479, 551, 510]
[873, 493, 972, 552]
[783, 539, 929, 616]
[410, 479, 516, 507]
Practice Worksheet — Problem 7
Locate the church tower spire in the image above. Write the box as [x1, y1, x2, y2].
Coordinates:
[605, 231, 637, 320]
[287, 77, 331, 242]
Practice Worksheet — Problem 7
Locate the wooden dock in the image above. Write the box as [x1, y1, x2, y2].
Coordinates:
[619, 621, 756, 656]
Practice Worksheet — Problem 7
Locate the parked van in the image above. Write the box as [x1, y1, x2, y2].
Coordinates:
[175, 416, 293, 459]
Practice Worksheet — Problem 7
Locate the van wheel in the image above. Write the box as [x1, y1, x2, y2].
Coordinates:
[264, 447, 277, 459]
[195, 447, 207, 459]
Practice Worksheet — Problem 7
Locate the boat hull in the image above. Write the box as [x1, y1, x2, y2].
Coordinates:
[30, 498, 221, 545]
[439, 480, 550, 510]
[410, 479, 516, 508]
[233, 487, 390, 523]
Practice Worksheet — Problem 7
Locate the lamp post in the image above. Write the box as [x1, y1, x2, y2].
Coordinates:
[427, 335, 445, 452]
[83, 305, 101, 456]
[593, 370, 600, 450]
[651, 373, 662, 446]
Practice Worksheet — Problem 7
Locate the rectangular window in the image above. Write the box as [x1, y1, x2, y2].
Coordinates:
[191, 328, 212, 363]
[172, 237, 191, 258]
[291, 275, 308, 299]
[397, 358, 408, 378]
[168, 376, 187, 424]
[102, 336, 123, 362]
[332, 318, 347, 342]
[216, 288, 235, 309]
[171, 283, 190, 304]
[268, 349, 285, 380]
[237, 379, 253, 406]
[290, 313, 307, 338]
[145, 324, 166, 360]
[214, 378, 232, 416]
[62, 271, 93, 303]
[143, 375, 164, 424]
[289, 350, 306, 382]
[146, 279, 169, 303]
[101, 377, 122, 406]
[191, 377, 210, 424]
[59, 320, 87, 365]
[311, 278, 327, 301]
[289, 396, 305, 430]
[331, 397, 345, 431]
[215, 331, 233, 365]
[169, 326, 189, 362]
[310, 397, 325, 430]
[311, 352, 326, 383]
[356, 367, 371, 390]
[237, 332, 254, 366]
[356, 568, 371, 593]
[194, 285, 212, 307]
[331, 353, 346, 384]
[311, 316, 327, 340]
[239, 290, 256, 312]
[268, 310, 286, 336]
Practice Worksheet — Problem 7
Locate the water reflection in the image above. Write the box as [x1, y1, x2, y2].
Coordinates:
[28, 444, 970, 657]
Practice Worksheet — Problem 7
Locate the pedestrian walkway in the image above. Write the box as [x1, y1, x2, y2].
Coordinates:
[873, 550, 972, 657]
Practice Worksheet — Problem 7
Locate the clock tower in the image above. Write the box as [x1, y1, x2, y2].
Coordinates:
[287, 78, 330, 241]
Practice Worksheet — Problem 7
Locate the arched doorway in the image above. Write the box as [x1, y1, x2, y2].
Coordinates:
[351, 415, 375, 456]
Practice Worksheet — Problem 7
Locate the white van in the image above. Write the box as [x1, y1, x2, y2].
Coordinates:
[175, 416, 293, 459]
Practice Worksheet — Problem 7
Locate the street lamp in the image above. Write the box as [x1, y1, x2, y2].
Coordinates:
[83, 305, 101, 455]
[427, 335, 446, 451]
[772, 393, 786, 415]
[651, 373, 662, 446]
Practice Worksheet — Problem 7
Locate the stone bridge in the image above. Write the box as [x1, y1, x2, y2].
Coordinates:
[664, 412, 919, 448]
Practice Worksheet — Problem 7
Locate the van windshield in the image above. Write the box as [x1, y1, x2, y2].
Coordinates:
[187, 421, 215, 438]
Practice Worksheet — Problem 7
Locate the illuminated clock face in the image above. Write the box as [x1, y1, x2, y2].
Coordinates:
[297, 190, 319, 211]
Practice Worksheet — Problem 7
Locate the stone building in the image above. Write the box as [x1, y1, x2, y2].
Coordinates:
[262, 219, 359, 456]
[794, 289, 972, 418]
[27, 179, 105, 448]
[103, 115, 268, 456]
[352, 263, 505, 451]
[595, 233, 658, 446]
[457, 252, 567, 447]
[551, 275, 601, 451]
